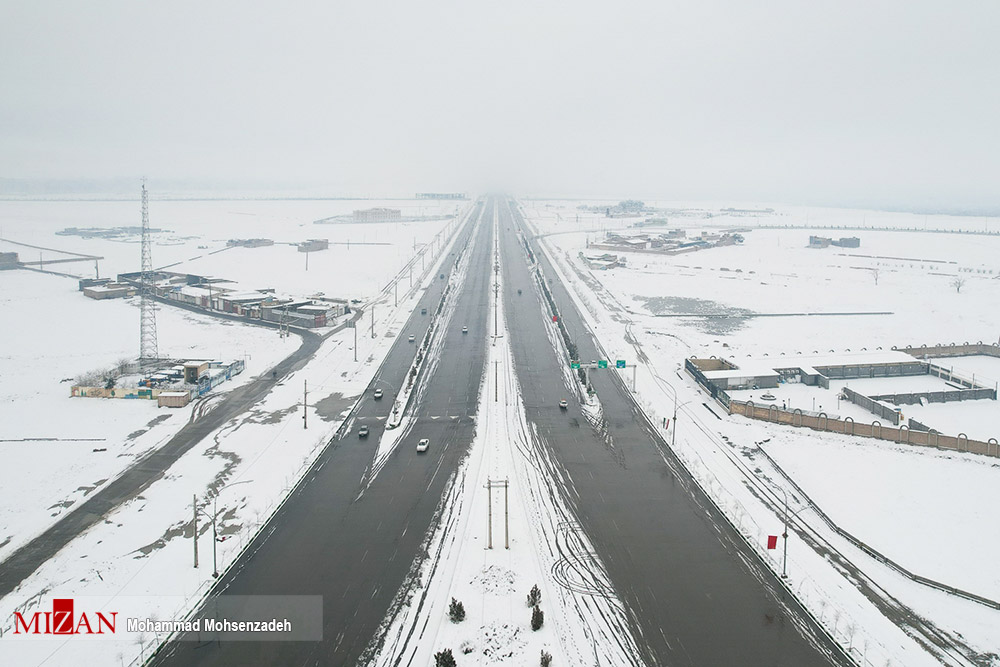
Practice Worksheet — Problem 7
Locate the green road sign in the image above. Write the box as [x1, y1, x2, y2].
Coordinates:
[570, 361, 580, 369]
[598, 360, 608, 369]
[616, 360, 626, 369]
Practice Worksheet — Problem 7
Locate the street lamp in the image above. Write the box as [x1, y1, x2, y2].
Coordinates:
[202, 480, 253, 578]
[670, 394, 695, 451]
[778, 488, 809, 579]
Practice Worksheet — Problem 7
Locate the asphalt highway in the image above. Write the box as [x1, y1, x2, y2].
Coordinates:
[152, 200, 494, 666]
[498, 198, 849, 666]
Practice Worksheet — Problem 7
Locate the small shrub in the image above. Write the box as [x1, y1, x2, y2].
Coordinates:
[448, 598, 465, 623]
[540, 649, 553, 666]
[531, 605, 544, 631]
[434, 648, 456, 667]
[526, 584, 542, 607]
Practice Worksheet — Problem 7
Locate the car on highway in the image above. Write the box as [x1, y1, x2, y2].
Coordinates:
[373, 388, 383, 400]
[421, 308, 427, 315]
[462, 325, 468, 334]
[559, 399, 568, 409]
[408, 334, 415, 343]
[416, 438, 429, 453]
[358, 424, 370, 438]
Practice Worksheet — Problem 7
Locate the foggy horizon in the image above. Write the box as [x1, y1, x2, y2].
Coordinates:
[3, 1, 999, 211]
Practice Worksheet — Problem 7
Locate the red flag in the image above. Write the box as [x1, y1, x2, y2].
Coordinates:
[767, 535, 778, 550]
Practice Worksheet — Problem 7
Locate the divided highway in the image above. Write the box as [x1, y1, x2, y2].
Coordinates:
[151, 195, 852, 666]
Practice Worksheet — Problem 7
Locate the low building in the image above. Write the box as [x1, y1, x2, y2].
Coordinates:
[83, 283, 137, 300]
[353, 208, 401, 223]
[157, 390, 192, 408]
[832, 237, 861, 248]
[184, 361, 211, 383]
[298, 239, 329, 252]
[79, 277, 111, 291]
[580, 252, 625, 270]
[0, 252, 19, 269]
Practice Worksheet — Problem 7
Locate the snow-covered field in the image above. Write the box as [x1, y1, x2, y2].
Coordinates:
[0, 198, 459, 299]
[522, 200, 1000, 666]
[0, 198, 472, 666]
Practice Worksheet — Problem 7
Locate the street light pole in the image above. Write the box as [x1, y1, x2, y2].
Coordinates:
[206, 480, 254, 579]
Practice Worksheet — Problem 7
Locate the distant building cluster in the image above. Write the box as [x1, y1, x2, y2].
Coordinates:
[416, 193, 466, 200]
[589, 229, 744, 255]
[808, 235, 861, 249]
[578, 200, 653, 218]
[71, 358, 245, 406]
[227, 238, 274, 248]
[116, 270, 347, 329]
[353, 208, 401, 223]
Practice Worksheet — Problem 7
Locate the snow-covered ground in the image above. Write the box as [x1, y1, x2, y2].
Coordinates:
[373, 213, 640, 667]
[521, 200, 1000, 666]
[0, 198, 460, 299]
[0, 199, 474, 666]
[0, 268, 292, 563]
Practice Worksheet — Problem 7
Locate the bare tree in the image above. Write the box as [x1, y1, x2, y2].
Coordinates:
[952, 276, 966, 293]
[870, 267, 880, 285]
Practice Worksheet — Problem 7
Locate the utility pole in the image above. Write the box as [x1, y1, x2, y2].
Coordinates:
[782, 491, 789, 578]
[303, 379, 308, 430]
[193, 494, 199, 568]
[671, 394, 679, 451]
[486, 479, 493, 549]
[485, 479, 509, 549]
[504, 478, 509, 549]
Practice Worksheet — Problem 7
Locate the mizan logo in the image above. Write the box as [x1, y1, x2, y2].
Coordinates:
[14, 598, 117, 635]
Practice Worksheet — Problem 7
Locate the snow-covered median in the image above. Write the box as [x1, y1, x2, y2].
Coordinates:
[371, 212, 642, 667]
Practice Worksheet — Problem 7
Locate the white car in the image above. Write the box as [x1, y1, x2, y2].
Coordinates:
[408, 334, 415, 343]
[416, 438, 429, 453]
[462, 326, 468, 334]
[373, 388, 383, 400]
[559, 399, 568, 409]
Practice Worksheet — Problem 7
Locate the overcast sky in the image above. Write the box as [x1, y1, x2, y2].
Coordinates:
[2, 1, 998, 207]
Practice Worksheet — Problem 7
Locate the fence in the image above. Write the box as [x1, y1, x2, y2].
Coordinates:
[841, 387, 900, 425]
[728, 399, 1000, 458]
[897, 342, 1000, 359]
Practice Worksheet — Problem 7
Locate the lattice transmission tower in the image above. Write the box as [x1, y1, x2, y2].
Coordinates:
[139, 180, 159, 367]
